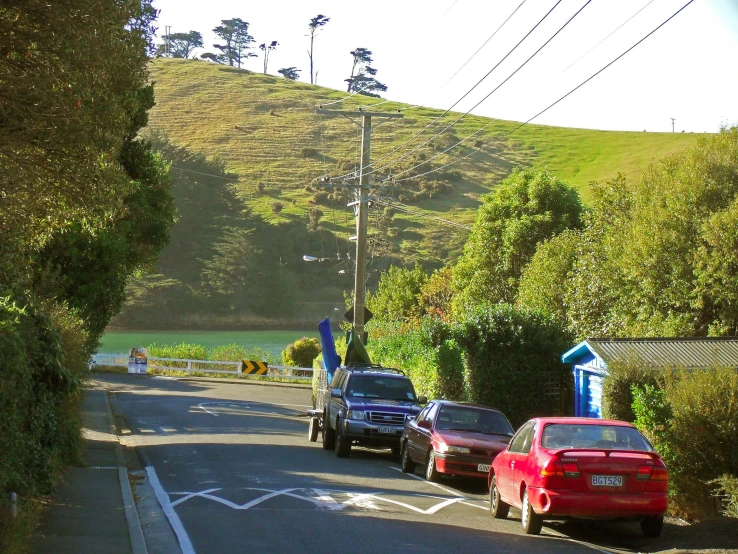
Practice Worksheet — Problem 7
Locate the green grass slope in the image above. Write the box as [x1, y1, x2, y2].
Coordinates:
[118, 59, 704, 328]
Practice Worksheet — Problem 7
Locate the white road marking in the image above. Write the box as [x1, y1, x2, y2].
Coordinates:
[146, 466, 196, 554]
[170, 488, 223, 508]
[196, 403, 219, 416]
[312, 488, 339, 508]
[389, 466, 465, 497]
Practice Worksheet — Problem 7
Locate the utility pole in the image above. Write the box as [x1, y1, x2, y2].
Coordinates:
[671, 118, 675, 133]
[316, 109, 403, 341]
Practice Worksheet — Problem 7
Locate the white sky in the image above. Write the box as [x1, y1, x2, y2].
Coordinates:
[151, 0, 738, 133]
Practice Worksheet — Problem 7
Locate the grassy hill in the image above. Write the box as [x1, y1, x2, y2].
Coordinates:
[112, 58, 704, 329]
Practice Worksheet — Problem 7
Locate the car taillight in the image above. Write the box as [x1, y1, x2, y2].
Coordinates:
[636, 464, 668, 481]
[541, 460, 580, 478]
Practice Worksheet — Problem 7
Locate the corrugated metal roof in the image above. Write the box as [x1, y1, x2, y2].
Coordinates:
[586, 337, 738, 368]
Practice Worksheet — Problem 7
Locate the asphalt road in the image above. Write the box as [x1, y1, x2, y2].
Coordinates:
[95, 373, 722, 554]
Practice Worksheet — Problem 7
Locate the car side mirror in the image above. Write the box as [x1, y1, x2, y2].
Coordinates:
[418, 395, 428, 404]
[330, 388, 342, 399]
[418, 420, 431, 430]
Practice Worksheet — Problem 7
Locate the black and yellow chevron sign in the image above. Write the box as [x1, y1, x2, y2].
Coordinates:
[241, 360, 269, 375]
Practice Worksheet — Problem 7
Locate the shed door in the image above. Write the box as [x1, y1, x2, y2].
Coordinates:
[585, 373, 603, 418]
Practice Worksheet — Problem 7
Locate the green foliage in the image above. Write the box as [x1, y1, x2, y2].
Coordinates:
[417, 266, 454, 322]
[452, 168, 583, 315]
[632, 367, 738, 520]
[601, 355, 661, 422]
[456, 303, 572, 427]
[366, 265, 428, 325]
[146, 342, 276, 364]
[147, 342, 208, 360]
[282, 337, 321, 367]
[711, 475, 738, 518]
[517, 230, 580, 326]
[367, 320, 465, 401]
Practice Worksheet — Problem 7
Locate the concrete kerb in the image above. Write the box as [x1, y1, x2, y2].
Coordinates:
[170, 374, 312, 390]
[102, 390, 147, 554]
[107, 392, 183, 554]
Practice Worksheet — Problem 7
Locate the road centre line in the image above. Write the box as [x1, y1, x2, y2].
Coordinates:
[196, 400, 312, 417]
[146, 466, 196, 554]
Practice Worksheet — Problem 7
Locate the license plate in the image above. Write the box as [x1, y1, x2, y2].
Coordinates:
[377, 426, 397, 434]
[591, 475, 622, 487]
[478, 464, 491, 473]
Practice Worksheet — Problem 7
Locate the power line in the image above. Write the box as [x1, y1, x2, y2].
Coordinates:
[381, 0, 594, 180]
[372, 198, 471, 230]
[170, 166, 240, 182]
[331, 0, 564, 181]
[441, 0, 528, 88]
[393, 0, 696, 184]
[317, 88, 364, 108]
[563, 0, 656, 72]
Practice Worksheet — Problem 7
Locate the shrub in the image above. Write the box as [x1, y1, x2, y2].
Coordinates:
[601, 354, 661, 422]
[147, 342, 207, 361]
[282, 337, 321, 368]
[456, 303, 572, 427]
[256, 182, 265, 194]
[300, 147, 319, 158]
[270, 201, 284, 214]
[632, 366, 738, 520]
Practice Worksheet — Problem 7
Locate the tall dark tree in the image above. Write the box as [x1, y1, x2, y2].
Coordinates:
[307, 14, 330, 84]
[259, 40, 278, 74]
[278, 67, 300, 80]
[345, 47, 387, 95]
[202, 19, 255, 67]
[157, 30, 203, 58]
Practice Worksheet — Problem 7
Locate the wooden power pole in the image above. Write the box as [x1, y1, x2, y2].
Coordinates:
[316, 109, 403, 340]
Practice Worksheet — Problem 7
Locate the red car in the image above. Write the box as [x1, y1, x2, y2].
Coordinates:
[489, 417, 668, 537]
[400, 400, 513, 481]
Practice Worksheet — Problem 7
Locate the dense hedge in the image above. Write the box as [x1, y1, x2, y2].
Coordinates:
[456, 304, 572, 428]
[366, 306, 571, 428]
[0, 295, 87, 511]
[632, 367, 738, 520]
[367, 320, 465, 401]
[601, 354, 661, 422]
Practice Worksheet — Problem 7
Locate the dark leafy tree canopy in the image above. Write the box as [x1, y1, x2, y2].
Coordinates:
[307, 14, 330, 84]
[202, 18, 255, 67]
[157, 31, 203, 59]
[260, 40, 278, 74]
[345, 47, 387, 95]
[278, 67, 300, 80]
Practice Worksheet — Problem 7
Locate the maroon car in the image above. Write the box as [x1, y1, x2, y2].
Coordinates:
[400, 400, 513, 482]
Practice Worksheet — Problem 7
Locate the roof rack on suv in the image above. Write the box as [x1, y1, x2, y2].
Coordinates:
[344, 363, 406, 376]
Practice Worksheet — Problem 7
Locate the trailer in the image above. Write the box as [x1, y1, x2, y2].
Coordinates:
[306, 367, 329, 442]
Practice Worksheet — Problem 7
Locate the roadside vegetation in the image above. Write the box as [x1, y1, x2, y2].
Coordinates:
[364, 130, 738, 521]
[0, 2, 175, 550]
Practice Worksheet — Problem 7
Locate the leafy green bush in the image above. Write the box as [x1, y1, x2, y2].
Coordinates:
[711, 475, 738, 518]
[147, 342, 207, 361]
[456, 303, 571, 428]
[601, 354, 661, 422]
[367, 320, 466, 401]
[282, 337, 321, 368]
[632, 367, 738, 520]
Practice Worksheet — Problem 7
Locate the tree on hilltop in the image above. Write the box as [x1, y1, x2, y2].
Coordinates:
[278, 67, 300, 80]
[201, 19, 255, 67]
[345, 48, 387, 95]
[259, 40, 278, 74]
[157, 31, 203, 58]
[307, 14, 330, 84]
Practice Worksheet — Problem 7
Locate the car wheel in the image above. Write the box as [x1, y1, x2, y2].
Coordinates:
[400, 441, 416, 473]
[308, 417, 319, 442]
[521, 488, 543, 535]
[322, 414, 335, 450]
[489, 477, 509, 519]
[335, 420, 351, 458]
[426, 450, 440, 483]
[641, 516, 664, 538]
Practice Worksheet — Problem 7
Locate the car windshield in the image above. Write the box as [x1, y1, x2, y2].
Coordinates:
[435, 405, 513, 436]
[541, 424, 654, 452]
[346, 375, 417, 401]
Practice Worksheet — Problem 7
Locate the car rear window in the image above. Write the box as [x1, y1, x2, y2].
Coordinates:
[346, 375, 416, 401]
[436, 406, 513, 437]
[541, 424, 654, 452]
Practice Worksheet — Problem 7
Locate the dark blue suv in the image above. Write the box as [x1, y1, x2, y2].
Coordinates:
[321, 365, 426, 458]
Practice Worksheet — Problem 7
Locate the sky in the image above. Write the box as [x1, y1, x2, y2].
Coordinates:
[151, 0, 738, 133]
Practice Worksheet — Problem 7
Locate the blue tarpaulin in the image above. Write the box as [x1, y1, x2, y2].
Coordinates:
[318, 318, 341, 383]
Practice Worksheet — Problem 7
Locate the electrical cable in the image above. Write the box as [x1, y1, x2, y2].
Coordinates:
[441, 0, 528, 88]
[563, 0, 655, 72]
[318, 88, 364, 108]
[386, 0, 594, 180]
[170, 166, 239, 182]
[330, 0, 564, 182]
[392, 0, 697, 184]
[372, 198, 471, 230]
